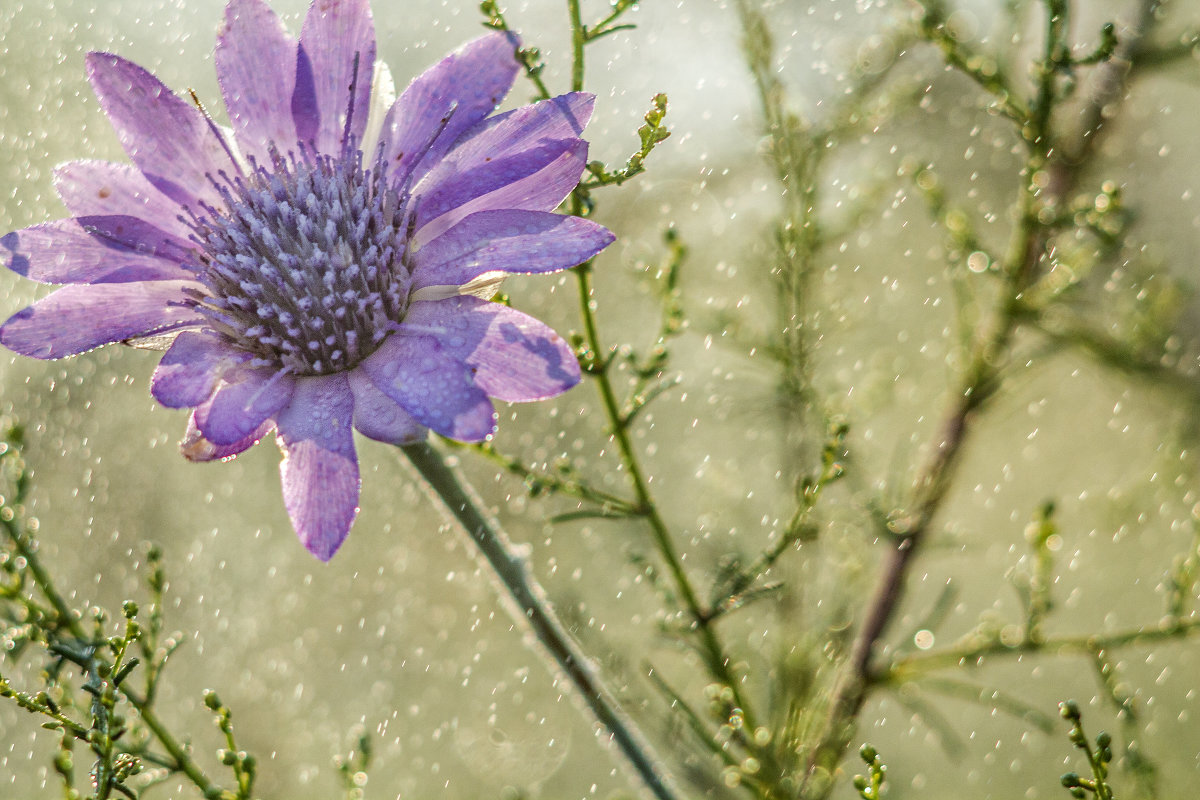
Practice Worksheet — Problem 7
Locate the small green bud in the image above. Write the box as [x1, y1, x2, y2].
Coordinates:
[113, 657, 140, 686]
[852, 775, 869, 791]
[203, 689, 222, 711]
[220, 748, 238, 766]
[1059, 699, 1081, 720]
[859, 744, 878, 764]
[1095, 730, 1111, 748]
[1060, 772, 1081, 788]
[122, 601, 138, 619]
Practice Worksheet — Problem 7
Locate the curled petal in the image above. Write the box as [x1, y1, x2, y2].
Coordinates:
[151, 330, 251, 409]
[403, 297, 580, 402]
[216, 0, 299, 165]
[0, 281, 203, 359]
[412, 209, 613, 289]
[377, 32, 519, 185]
[276, 374, 360, 561]
[194, 367, 295, 446]
[347, 367, 428, 445]
[181, 412, 272, 462]
[360, 335, 496, 442]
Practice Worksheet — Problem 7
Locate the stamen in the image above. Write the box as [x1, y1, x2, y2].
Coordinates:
[241, 365, 293, 412]
[189, 88, 245, 178]
[188, 146, 415, 375]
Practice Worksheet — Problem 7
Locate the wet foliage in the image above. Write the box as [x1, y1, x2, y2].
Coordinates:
[3, 0, 1200, 798]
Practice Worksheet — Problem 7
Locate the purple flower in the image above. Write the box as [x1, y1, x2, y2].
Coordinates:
[0, 0, 613, 560]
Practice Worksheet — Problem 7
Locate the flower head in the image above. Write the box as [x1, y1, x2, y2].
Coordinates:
[0, 0, 613, 560]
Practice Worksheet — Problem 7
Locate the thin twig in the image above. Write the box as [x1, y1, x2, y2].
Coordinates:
[804, 0, 1163, 785]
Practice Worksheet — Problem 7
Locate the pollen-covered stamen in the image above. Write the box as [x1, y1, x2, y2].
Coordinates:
[186, 148, 413, 376]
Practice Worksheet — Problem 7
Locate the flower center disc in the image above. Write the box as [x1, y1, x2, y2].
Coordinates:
[190, 151, 411, 376]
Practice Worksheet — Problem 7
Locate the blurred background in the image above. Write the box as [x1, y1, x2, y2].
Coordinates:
[2, 0, 1199, 797]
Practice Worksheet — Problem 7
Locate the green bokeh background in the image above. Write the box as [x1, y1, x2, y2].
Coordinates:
[2, 1, 1199, 798]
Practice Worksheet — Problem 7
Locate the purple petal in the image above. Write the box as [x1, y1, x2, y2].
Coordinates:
[194, 367, 295, 445]
[412, 210, 613, 289]
[275, 374, 360, 561]
[360, 334, 496, 442]
[86, 53, 236, 209]
[0, 280, 203, 359]
[404, 297, 580, 402]
[216, 0, 299, 165]
[451, 92, 595, 165]
[2, 220, 195, 285]
[414, 138, 587, 244]
[346, 367, 428, 444]
[293, 0, 375, 155]
[151, 330, 250, 409]
[54, 160, 193, 240]
[377, 32, 519, 185]
[181, 412, 272, 462]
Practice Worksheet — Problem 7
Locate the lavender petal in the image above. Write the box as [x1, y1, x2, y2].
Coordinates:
[85, 52, 235, 209]
[403, 297, 580, 402]
[275, 374, 360, 561]
[54, 160, 193, 240]
[376, 32, 519, 184]
[295, 0, 375, 155]
[215, 0, 299, 165]
[414, 138, 587, 244]
[452, 92, 595, 164]
[151, 330, 251, 409]
[181, 412, 272, 462]
[0, 281, 203, 359]
[412, 209, 614, 289]
[2, 220, 195, 285]
[360, 334, 497, 442]
[347, 367, 429, 445]
[194, 366, 296, 446]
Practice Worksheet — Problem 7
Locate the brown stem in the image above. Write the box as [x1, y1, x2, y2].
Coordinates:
[803, 0, 1161, 789]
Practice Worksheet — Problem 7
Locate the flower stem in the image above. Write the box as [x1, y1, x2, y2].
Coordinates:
[399, 441, 683, 800]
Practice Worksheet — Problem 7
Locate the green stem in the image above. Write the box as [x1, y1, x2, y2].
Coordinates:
[400, 441, 683, 800]
[1, 485, 226, 797]
[130, 699, 222, 797]
[881, 617, 1200, 681]
[3, 517, 86, 642]
[564, 0, 753, 736]
[567, 0, 586, 92]
[572, 262, 758, 728]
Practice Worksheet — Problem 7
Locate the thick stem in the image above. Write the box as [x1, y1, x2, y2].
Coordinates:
[400, 441, 683, 800]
